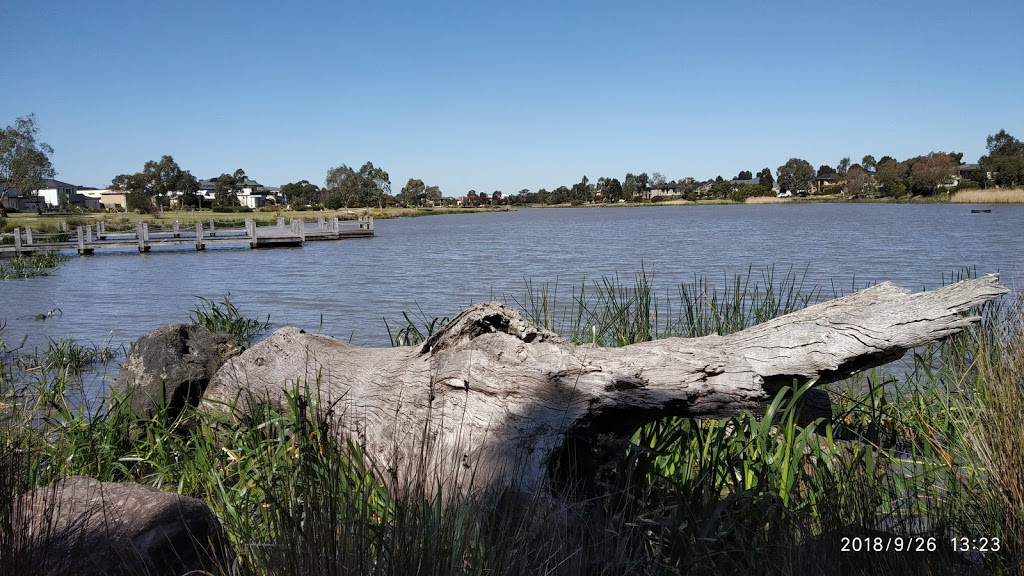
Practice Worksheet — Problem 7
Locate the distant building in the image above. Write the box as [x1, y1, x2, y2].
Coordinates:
[77, 188, 127, 210]
[28, 179, 103, 210]
[197, 178, 282, 208]
[645, 181, 678, 200]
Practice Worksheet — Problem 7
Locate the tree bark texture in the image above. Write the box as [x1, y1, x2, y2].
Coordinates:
[203, 275, 1007, 496]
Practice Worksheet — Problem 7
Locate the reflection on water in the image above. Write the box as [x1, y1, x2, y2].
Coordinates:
[2, 204, 1021, 355]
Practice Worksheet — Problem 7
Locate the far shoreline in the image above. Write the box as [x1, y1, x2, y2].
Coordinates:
[2, 188, 1021, 235]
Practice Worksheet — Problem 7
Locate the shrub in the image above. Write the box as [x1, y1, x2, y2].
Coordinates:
[190, 295, 270, 347]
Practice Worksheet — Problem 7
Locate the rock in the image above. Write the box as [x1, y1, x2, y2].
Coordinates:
[11, 476, 235, 576]
[113, 324, 241, 420]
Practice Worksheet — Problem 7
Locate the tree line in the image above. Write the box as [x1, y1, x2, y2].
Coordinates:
[4, 112, 1024, 215]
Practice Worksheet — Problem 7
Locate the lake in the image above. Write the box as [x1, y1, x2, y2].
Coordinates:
[2, 204, 1022, 356]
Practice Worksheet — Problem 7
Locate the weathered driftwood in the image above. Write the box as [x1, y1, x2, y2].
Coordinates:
[202, 275, 1007, 496]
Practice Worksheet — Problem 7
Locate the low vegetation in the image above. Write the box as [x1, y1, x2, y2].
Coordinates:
[0, 252, 67, 279]
[2, 271, 1022, 575]
[950, 188, 1024, 204]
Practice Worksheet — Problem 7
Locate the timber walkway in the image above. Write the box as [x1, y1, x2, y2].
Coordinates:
[0, 216, 373, 256]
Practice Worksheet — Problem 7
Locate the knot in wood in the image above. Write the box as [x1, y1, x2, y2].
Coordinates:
[419, 301, 564, 355]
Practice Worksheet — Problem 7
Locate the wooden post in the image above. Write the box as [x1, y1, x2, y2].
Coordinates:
[276, 217, 285, 229]
[97, 220, 106, 240]
[173, 220, 180, 238]
[13, 227, 22, 255]
[332, 217, 339, 232]
[76, 226, 93, 255]
[318, 216, 326, 230]
[86, 225, 93, 243]
[137, 221, 150, 252]
[292, 219, 305, 242]
[25, 227, 33, 246]
[246, 219, 257, 248]
[195, 223, 205, 251]
[209, 219, 216, 237]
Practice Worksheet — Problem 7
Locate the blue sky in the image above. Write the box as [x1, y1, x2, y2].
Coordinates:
[3, 0, 1022, 194]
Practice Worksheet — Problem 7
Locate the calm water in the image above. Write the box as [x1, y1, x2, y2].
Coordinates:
[2, 204, 1022, 355]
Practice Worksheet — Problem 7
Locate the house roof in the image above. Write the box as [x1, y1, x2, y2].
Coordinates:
[729, 178, 759, 186]
[39, 178, 79, 189]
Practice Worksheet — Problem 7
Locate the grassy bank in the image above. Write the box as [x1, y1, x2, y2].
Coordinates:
[3, 271, 1022, 575]
[951, 188, 1024, 204]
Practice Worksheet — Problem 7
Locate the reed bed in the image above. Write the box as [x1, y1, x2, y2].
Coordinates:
[744, 196, 791, 204]
[3, 270, 1022, 575]
[950, 188, 1024, 203]
[0, 252, 68, 279]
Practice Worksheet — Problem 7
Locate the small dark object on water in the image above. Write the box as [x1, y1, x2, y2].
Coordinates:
[971, 209, 991, 213]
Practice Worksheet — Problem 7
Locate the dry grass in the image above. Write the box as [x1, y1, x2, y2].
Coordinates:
[950, 188, 1024, 203]
[745, 196, 790, 204]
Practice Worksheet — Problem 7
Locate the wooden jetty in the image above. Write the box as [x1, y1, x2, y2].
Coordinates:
[0, 216, 373, 256]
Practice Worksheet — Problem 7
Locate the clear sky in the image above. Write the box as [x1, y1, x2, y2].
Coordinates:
[3, 0, 1022, 194]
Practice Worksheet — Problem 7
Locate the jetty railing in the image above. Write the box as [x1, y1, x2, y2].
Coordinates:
[0, 216, 373, 256]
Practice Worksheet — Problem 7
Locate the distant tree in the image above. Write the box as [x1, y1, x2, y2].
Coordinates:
[837, 157, 851, 176]
[707, 179, 731, 199]
[677, 177, 699, 199]
[281, 180, 322, 206]
[650, 172, 667, 186]
[861, 155, 877, 172]
[980, 129, 1024, 187]
[550, 185, 571, 204]
[425, 185, 442, 204]
[597, 177, 624, 202]
[465, 190, 479, 207]
[844, 164, 871, 198]
[622, 173, 641, 200]
[776, 158, 815, 193]
[324, 161, 391, 208]
[0, 114, 55, 216]
[112, 155, 199, 212]
[730, 184, 771, 203]
[398, 178, 426, 206]
[756, 167, 774, 189]
[907, 152, 957, 195]
[212, 171, 244, 206]
[636, 172, 650, 191]
[570, 175, 591, 204]
[735, 170, 753, 181]
[816, 164, 837, 177]
[875, 157, 909, 198]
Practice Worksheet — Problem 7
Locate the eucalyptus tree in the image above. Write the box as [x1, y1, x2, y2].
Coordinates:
[325, 161, 391, 209]
[0, 114, 55, 216]
[775, 158, 814, 193]
[981, 129, 1024, 186]
[111, 155, 199, 212]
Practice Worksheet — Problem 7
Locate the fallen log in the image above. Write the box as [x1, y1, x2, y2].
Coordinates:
[202, 275, 1007, 497]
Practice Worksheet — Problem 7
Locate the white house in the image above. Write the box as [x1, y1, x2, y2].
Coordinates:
[33, 179, 103, 210]
[198, 178, 282, 208]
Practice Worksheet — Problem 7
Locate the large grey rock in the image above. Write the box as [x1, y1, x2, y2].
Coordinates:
[113, 324, 241, 420]
[12, 476, 235, 576]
